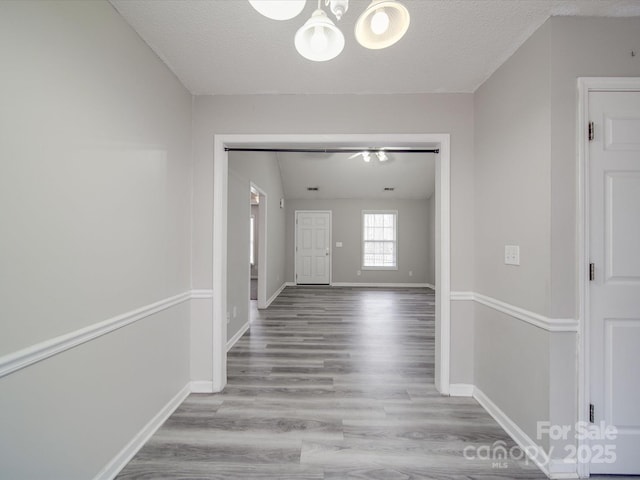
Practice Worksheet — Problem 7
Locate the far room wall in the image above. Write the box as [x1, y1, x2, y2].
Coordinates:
[285, 198, 434, 285]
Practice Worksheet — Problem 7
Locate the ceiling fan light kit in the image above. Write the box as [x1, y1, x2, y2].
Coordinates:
[249, 0, 410, 61]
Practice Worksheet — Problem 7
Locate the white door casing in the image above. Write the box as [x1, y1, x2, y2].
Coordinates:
[212, 133, 450, 396]
[295, 211, 331, 285]
[588, 90, 640, 475]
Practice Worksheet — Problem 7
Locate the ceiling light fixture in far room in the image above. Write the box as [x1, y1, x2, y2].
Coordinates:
[248, 0, 410, 62]
[349, 150, 389, 163]
[248, 0, 306, 20]
[295, 0, 345, 62]
[355, 0, 410, 50]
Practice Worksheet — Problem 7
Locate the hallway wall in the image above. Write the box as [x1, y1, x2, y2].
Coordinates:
[191, 93, 476, 386]
[0, 2, 193, 478]
[472, 16, 640, 472]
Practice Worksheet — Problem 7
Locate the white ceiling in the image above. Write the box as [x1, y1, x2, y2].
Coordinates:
[110, 0, 640, 95]
[276, 151, 436, 199]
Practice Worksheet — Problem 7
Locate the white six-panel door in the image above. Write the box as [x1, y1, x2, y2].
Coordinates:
[295, 211, 331, 285]
[589, 90, 640, 474]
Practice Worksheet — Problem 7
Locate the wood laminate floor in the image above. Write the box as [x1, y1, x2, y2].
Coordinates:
[116, 287, 549, 479]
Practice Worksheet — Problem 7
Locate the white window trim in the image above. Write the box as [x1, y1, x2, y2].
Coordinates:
[361, 210, 398, 271]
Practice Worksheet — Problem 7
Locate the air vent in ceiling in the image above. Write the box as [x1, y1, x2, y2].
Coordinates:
[307, 187, 319, 191]
[383, 187, 395, 191]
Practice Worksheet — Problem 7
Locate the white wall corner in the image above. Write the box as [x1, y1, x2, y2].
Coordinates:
[449, 383, 475, 397]
[94, 383, 191, 480]
[191, 289, 214, 299]
[226, 321, 250, 352]
[190, 381, 214, 393]
[265, 282, 287, 308]
[450, 291, 475, 301]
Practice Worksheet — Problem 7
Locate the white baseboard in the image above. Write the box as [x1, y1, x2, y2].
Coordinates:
[265, 282, 287, 308]
[226, 321, 250, 352]
[473, 387, 552, 478]
[449, 383, 475, 397]
[547, 459, 579, 478]
[94, 383, 191, 480]
[331, 282, 431, 288]
[190, 380, 213, 393]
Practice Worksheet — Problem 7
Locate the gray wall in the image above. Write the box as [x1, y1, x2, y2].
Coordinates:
[473, 16, 640, 456]
[285, 199, 431, 284]
[227, 151, 287, 341]
[548, 17, 640, 319]
[191, 93, 475, 383]
[0, 1, 192, 478]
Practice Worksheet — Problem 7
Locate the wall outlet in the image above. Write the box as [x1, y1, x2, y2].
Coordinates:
[232, 306, 237, 318]
[336, 241, 343, 247]
[504, 245, 520, 266]
[226, 312, 230, 324]
[356, 270, 361, 276]
[409, 270, 413, 277]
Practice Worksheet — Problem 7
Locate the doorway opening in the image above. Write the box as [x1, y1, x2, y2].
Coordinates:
[212, 134, 451, 395]
[249, 183, 267, 310]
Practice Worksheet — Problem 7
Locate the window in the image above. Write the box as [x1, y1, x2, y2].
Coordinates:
[362, 210, 397, 269]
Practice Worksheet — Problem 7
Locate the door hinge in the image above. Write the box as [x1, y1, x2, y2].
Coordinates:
[589, 403, 595, 423]
[589, 263, 595, 281]
[588, 121, 594, 141]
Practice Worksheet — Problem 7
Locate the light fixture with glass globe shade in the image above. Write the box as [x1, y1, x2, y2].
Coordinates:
[248, 0, 306, 20]
[294, 0, 345, 62]
[355, 0, 410, 50]
[248, 0, 410, 61]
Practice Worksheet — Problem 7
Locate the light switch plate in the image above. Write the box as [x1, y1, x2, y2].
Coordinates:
[505, 245, 520, 266]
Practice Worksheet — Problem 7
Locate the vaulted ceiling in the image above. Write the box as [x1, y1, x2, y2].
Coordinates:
[277, 151, 436, 199]
[110, 0, 640, 95]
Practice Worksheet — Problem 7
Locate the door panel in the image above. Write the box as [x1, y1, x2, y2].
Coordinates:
[605, 173, 640, 281]
[589, 90, 640, 474]
[295, 211, 331, 285]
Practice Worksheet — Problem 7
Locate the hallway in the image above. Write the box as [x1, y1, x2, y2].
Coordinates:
[117, 287, 545, 479]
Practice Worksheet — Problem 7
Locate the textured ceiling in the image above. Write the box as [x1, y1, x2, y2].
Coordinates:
[110, 0, 640, 95]
[276, 152, 436, 199]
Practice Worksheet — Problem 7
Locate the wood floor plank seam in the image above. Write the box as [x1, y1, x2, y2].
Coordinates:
[116, 286, 549, 479]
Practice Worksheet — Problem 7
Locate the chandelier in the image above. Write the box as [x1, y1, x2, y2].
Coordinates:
[248, 0, 411, 62]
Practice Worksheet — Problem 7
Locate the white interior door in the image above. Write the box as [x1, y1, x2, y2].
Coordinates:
[295, 211, 331, 285]
[589, 90, 640, 474]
